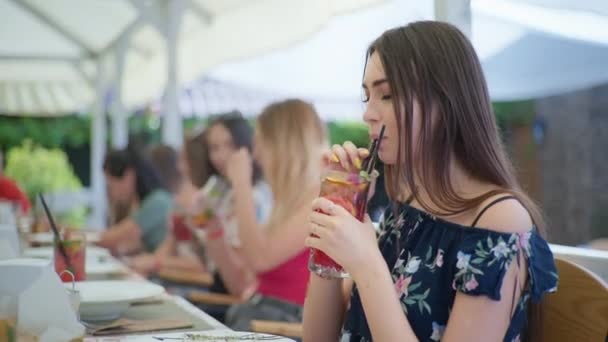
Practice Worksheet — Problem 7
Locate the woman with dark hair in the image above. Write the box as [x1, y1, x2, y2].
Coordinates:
[98, 144, 173, 255]
[191, 111, 272, 298]
[130, 133, 209, 276]
[304, 21, 557, 341]
[202, 111, 263, 183]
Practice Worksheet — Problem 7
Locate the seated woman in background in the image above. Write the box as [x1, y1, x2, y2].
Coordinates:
[98, 144, 173, 255]
[192, 112, 272, 297]
[209, 99, 326, 330]
[107, 143, 180, 225]
[130, 133, 209, 276]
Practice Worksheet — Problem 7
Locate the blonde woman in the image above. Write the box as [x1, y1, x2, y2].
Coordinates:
[209, 99, 326, 330]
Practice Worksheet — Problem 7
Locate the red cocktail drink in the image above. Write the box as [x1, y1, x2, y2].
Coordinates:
[54, 230, 86, 282]
[309, 169, 371, 278]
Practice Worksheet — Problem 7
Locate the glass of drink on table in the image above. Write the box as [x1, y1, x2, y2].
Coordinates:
[54, 229, 86, 282]
[309, 125, 385, 278]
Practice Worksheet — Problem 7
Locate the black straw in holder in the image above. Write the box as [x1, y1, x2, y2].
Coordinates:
[365, 125, 385, 174]
[38, 193, 72, 271]
[361, 139, 377, 172]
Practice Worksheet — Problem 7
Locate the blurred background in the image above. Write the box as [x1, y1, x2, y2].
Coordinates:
[0, 0, 606, 247]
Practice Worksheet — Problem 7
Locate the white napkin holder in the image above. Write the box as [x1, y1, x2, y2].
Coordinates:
[0, 258, 84, 341]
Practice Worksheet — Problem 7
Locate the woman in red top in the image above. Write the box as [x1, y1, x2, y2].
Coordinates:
[214, 99, 326, 330]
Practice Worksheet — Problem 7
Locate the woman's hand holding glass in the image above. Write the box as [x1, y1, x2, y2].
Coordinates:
[187, 188, 225, 242]
[308, 141, 381, 279]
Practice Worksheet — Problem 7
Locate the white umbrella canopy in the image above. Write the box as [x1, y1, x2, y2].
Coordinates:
[122, 0, 384, 108]
[475, 0, 608, 100]
[0, 0, 385, 228]
[190, 0, 608, 120]
[510, 0, 608, 16]
[0, 0, 384, 116]
[0, 0, 136, 115]
[193, 0, 434, 120]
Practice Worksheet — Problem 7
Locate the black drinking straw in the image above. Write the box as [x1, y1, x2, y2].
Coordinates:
[364, 125, 386, 174]
[38, 194, 72, 271]
[361, 139, 377, 172]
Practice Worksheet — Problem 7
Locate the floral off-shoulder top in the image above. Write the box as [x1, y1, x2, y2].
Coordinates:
[342, 201, 558, 342]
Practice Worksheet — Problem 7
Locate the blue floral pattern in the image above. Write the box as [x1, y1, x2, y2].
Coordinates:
[342, 202, 558, 341]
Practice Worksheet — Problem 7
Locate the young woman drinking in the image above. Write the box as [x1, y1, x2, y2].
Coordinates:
[303, 21, 558, 342]
[194, 113, 272, 297]
[213, 99, 326, 330]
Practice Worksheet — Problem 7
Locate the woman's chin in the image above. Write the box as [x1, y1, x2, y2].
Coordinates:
[378, 150, 395, 165]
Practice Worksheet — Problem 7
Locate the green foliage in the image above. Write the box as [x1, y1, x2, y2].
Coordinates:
[327, 121, 370, 148]
[0, 115, 91, 149]
[128, 116, 372, 148]
[0, 101, 534, 151]
[4, 141, 87, 227]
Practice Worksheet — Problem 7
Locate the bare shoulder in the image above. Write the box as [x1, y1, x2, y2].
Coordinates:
[473, 195, 533, 234]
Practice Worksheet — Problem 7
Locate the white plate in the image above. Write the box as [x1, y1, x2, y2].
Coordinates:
[86, 259, 125, 276]
[23, 246, 110, 260]
[129, 330, 295, 341]
[28, 231, 101, 244]
[70, 281, 165, 321]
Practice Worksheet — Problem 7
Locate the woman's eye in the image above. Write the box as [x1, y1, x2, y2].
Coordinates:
[381, 94, 392, 101]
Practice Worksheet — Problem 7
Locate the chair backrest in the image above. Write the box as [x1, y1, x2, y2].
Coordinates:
[542, 257, 608, 342]
[551, 243, 608, 282]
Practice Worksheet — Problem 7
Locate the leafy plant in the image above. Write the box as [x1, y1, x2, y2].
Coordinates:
[327, 121, 370, 147]
[4, 140, 87, 227]
[0, 114, 91, 149]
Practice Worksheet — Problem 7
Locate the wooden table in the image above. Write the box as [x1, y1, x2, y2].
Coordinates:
[23, 240, 294, 341]
[81, 255, 228, 338]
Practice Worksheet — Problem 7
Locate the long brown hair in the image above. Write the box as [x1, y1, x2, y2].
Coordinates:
[368, 21, 544, 340]
[256, 99, 327, 231]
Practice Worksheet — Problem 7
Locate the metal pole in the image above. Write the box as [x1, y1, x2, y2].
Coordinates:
[162, 0, 184, 148]
[111, 39, 129, 149]
[89, 59, 107, 228]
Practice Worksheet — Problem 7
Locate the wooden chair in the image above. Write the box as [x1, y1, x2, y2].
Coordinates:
[188, 291, 244, 306]
[187, 290, 304, 338]
[157, 268, 214, 287]
[250, 320, 303, 339]
[550, 244, 608, 286]
[252, 257, 608, 341]
[542, 257, 608, 342]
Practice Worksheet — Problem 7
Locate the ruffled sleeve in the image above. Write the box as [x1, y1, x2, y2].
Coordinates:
[526, 232, 558, 302]
[451, 229, 558, 302]
[452, 230, 521, 300]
